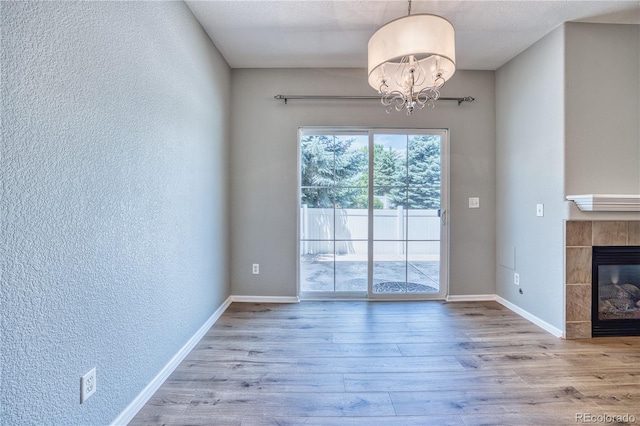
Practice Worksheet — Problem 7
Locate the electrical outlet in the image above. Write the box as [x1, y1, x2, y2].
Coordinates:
[468, 197, 480, 209]
[80, 367, 96, 403]
[536, 204, 544, 217]
[514, 272, 520, 286]
[252, 264, 259, 274]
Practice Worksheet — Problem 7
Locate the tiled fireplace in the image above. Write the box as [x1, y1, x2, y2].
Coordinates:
[565, 221, 640, 339]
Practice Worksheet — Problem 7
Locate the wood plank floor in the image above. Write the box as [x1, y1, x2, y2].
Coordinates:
[129, 301, 640, 425]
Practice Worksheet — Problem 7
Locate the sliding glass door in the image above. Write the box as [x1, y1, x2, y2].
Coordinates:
[298, 128, 448, 299]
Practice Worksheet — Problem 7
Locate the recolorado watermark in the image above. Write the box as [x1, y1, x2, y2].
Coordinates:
[576, 413, 637, 424]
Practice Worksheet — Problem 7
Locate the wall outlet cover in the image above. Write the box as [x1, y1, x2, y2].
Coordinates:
[468, 197, 480, 209]
[80, 367, 96, 404]
[514, 272, 520, 286]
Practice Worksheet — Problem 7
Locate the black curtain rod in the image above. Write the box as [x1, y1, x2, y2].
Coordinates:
[274, 94, 475, 106]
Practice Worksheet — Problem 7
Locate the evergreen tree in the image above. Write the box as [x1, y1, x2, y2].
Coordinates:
[388, 135, 441, 209]
[300, 135, 366, 208]
[374, 144, 403, 187]
[354, 144, 402, 208]
[301, 135, 440, 210]
[406, 135, 441, 209]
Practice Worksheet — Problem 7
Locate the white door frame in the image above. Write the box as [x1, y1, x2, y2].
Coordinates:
[297, 127, 449, 301]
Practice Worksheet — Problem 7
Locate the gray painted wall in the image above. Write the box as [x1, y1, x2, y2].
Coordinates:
[496, 22, 640, 331]
[496, 26, 566, 330]
[1, 2, 230, 424]
[565, 22, 640, 221]
[229, 68, 496, 298]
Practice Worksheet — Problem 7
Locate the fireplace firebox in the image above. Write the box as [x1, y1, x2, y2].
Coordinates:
[592, 246, 640, 337]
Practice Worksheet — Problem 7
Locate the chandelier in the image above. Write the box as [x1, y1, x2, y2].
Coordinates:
[367, 0, 456, 115]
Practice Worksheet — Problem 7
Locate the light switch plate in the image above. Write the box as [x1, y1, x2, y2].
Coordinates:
[536, 204, 544, 217]
[469, 197, 480, 209]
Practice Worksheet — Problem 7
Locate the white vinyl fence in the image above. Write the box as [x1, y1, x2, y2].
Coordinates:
[300, 206, 440, 256]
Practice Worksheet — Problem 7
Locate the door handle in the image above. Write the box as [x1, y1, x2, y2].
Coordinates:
[440, 209, 447, 225]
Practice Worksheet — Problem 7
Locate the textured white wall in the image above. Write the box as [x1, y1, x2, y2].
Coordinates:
[229, 68, 496, 298]
[496, 26, 566, 330]
[1, 2, 230, 424]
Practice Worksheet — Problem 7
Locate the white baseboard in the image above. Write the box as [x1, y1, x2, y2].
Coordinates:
[495, 295, 564, 338]
[447, 294, 564, 338]
[230, 295, 300, 303]
[111, 296, 233, 426]
[446, 294, 497, 302]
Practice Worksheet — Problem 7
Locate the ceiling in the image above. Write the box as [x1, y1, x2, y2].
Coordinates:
[186, 0, 640, 71]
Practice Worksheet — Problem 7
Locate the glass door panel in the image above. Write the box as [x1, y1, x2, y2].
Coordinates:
[299, 131, 369, 295]
[371, 132, 444, 296]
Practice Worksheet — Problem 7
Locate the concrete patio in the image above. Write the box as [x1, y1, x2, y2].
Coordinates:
[300, 254, 440, 293]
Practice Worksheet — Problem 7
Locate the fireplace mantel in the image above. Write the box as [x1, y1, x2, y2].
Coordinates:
[566, 194, 640, 212]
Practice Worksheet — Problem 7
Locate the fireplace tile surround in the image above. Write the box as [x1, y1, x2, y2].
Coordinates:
[565, 220, 640, 339]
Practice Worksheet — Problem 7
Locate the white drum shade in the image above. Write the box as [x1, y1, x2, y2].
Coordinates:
[368, 14, 456, 92]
